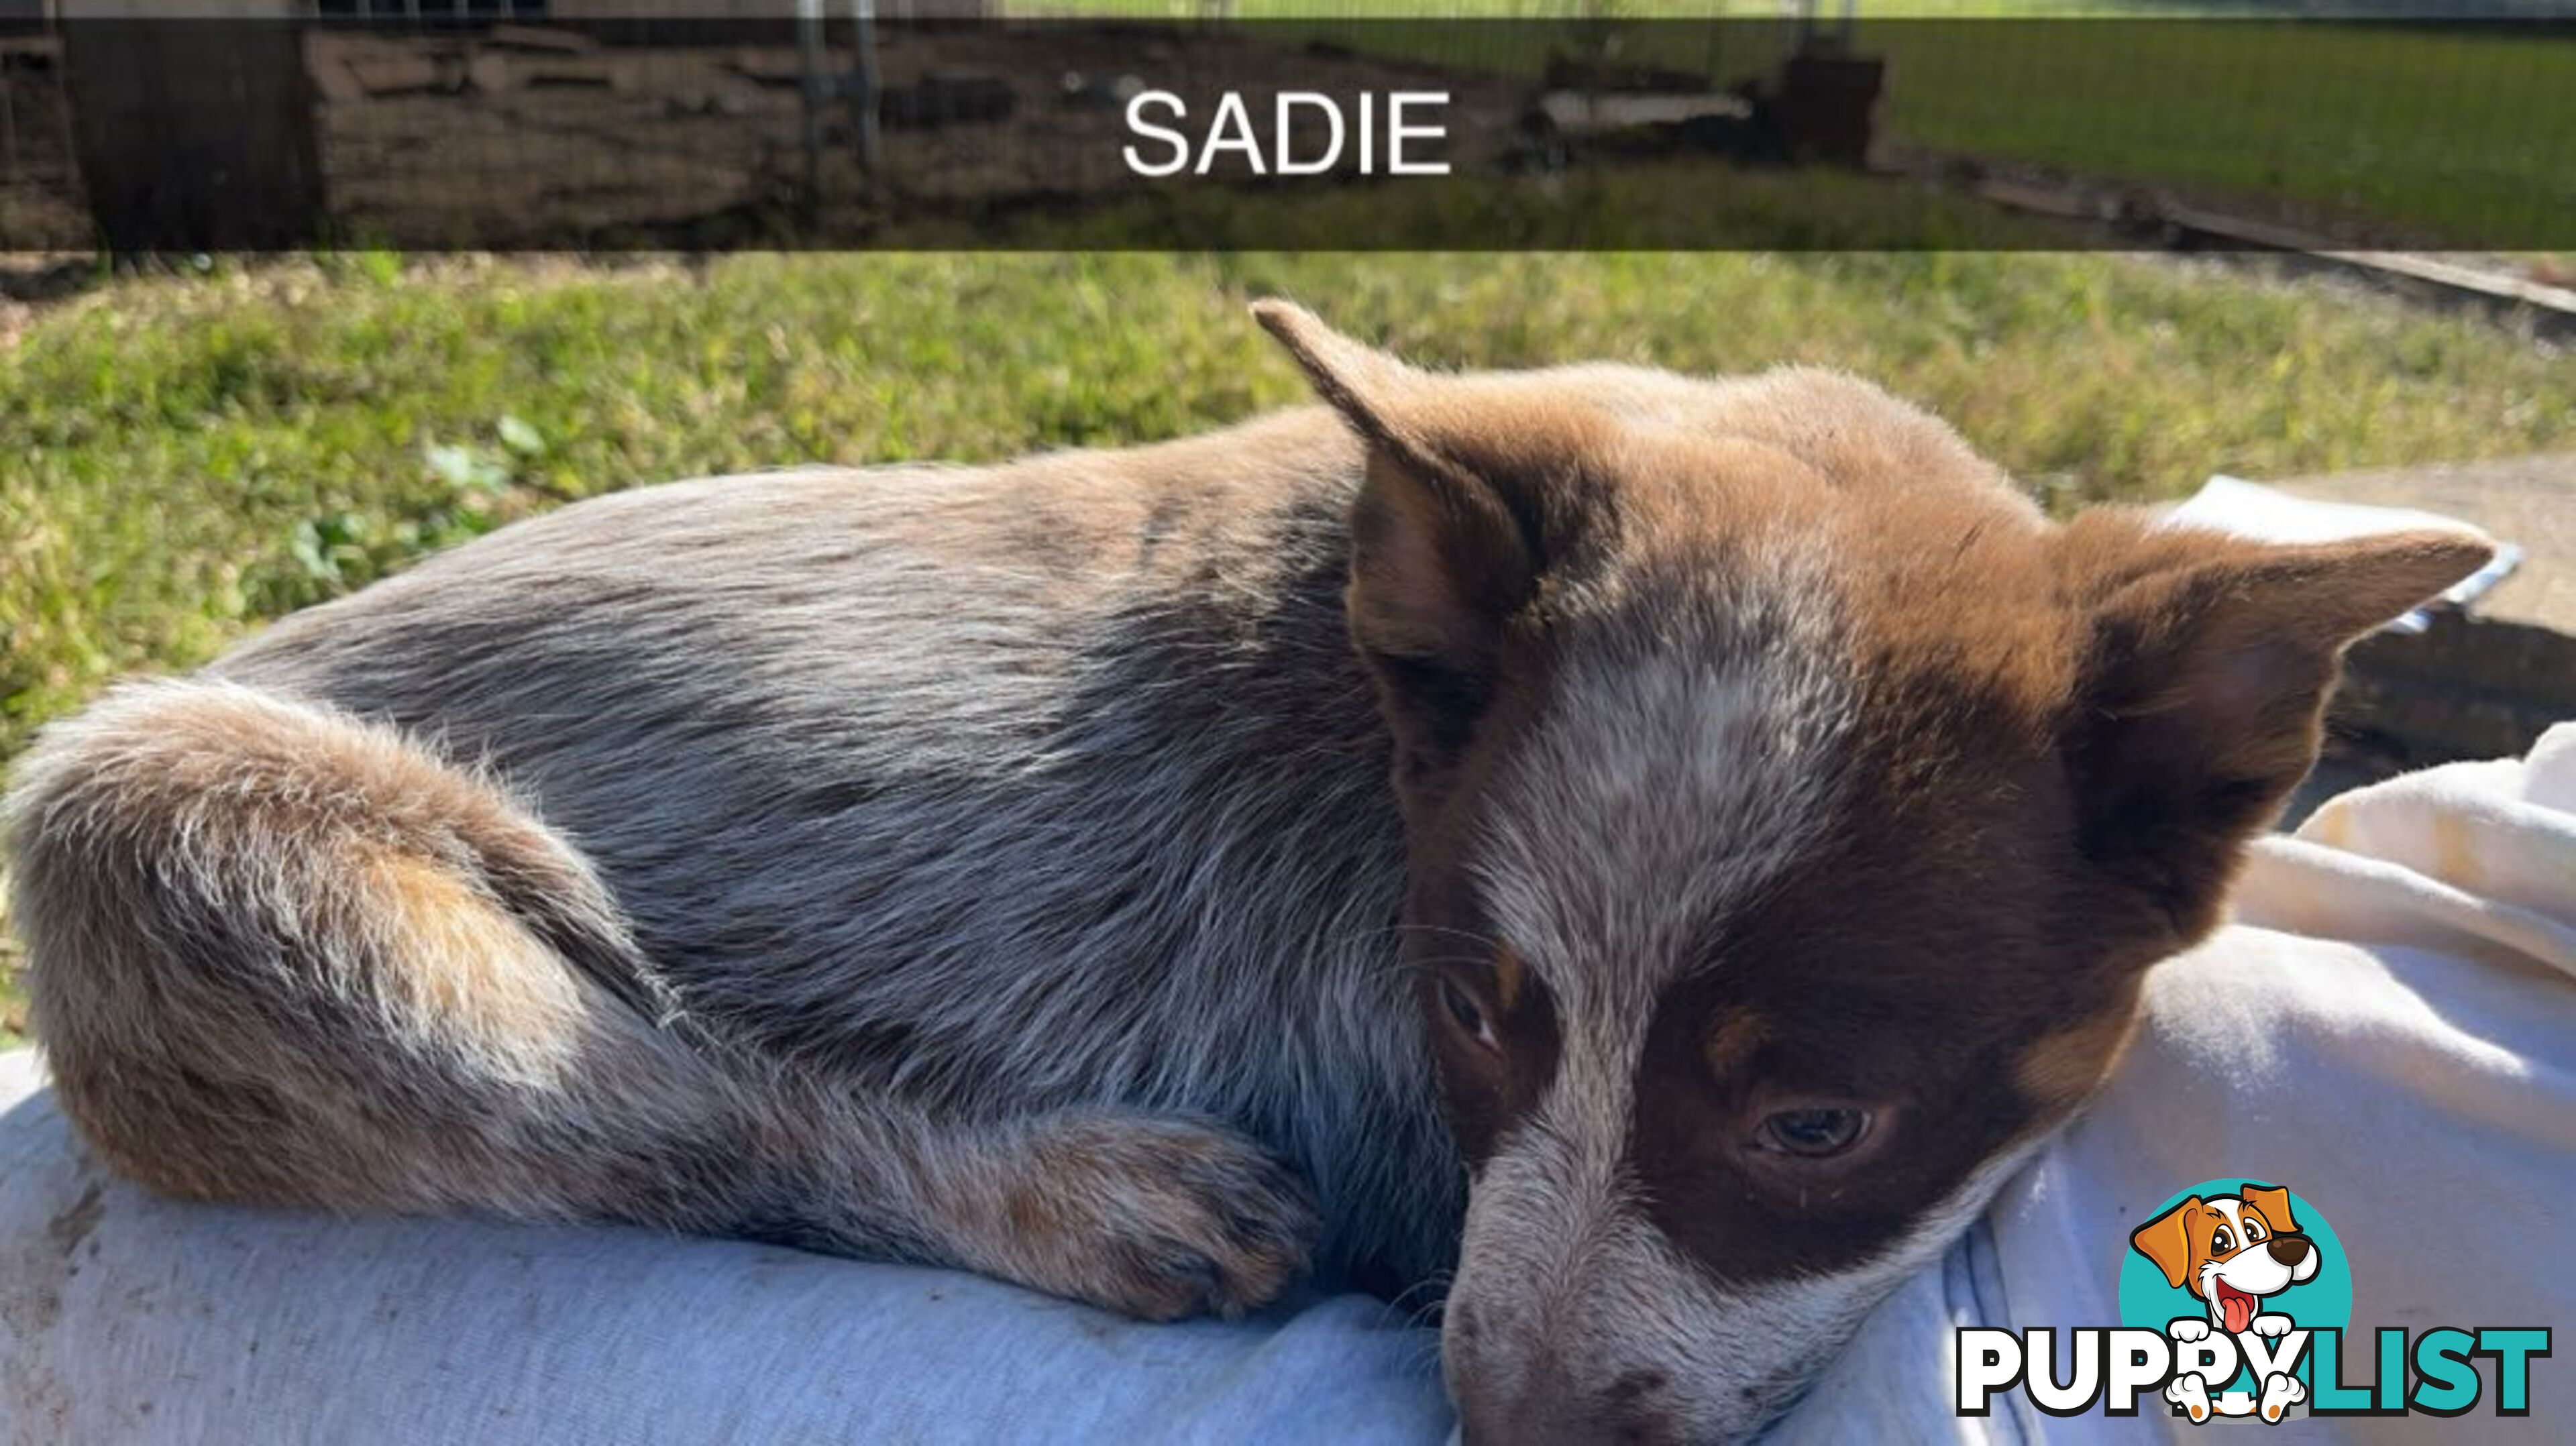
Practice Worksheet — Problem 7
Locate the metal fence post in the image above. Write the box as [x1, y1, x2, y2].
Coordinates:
[846, 0, 877, 187]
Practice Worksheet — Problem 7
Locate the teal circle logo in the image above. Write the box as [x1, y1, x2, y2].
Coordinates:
[2118, 1180, 2352, 1397]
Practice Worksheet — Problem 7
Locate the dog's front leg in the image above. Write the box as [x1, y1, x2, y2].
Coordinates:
[941, 1109, 1322, 1321]
[767, 1091, 1322, 1322]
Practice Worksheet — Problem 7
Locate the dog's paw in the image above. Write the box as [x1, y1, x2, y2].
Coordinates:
[2166, 1373, 2213, 1423]
[995, 1113, 1320, 1323]
[2249, 1313, 2294, 1338]
[2168, 1317, 2212, 1343]
[2259, 1372, 2307, 1422]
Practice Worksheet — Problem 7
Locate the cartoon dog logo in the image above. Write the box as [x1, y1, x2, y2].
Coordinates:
[2130, 1184, 2322, 1423]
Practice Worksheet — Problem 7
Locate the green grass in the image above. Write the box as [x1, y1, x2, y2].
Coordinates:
[1875, 22, 2576, 247]
[5, 246, 2576, 1048]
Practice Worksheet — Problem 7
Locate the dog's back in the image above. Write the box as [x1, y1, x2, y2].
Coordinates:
[229, 409, 1473, 1282]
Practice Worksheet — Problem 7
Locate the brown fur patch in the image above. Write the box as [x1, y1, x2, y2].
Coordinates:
[1491, 945, 1527, 1011]
[1703, 1011, 1770, 1080]
[2015, 1001, 2142, 1109]
[358, 850, 587, 1070]
[973, 1115, 1318, 1323]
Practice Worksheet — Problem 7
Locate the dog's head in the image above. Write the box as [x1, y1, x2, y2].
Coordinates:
[2131, 1185, 2322, 1333]
[1255, 304, 2485, 1444]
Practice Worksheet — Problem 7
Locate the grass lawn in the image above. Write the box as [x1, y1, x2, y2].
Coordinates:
[1875, 21, 2576, 248]
[5, 246, 2576, 1046]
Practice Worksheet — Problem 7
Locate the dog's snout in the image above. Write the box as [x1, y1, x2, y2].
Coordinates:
[2267, 1234, 2312, 1268]
[1448, 1314, 1693, 1446]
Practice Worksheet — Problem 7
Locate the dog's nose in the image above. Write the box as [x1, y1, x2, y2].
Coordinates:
[1456, 1394, 1687, 1446]
[1452, 1357, 1691, 1445]
[2267, 1235, 2312, 1268]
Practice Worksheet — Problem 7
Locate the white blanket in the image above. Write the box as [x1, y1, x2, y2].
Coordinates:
[5, 726, 2573, 1444]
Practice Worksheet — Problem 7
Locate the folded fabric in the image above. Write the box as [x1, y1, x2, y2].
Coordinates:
[4, 727, 2571, 1443]
[0, 1056, 1450, 1443]
[1968, 723, 2576, 1445]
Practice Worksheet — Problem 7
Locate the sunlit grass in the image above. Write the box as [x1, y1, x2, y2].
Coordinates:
[4, 247, 2575, 1046]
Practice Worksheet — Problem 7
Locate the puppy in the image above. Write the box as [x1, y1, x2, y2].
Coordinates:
[2133, 1185, 2323, 1421]
[4, 304, 2487, 1443]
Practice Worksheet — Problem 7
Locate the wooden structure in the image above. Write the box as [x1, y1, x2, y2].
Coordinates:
[58, 0, 323, 249]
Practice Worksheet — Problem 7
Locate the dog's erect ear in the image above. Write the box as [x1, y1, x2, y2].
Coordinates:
[1252, 300, 1456, 482]
[1254, 300, 1547, 787]
[2131, 1197, 2208, 1291]
[2239, 1184, 2300, 1238]
[2063, 525, 2493, 933]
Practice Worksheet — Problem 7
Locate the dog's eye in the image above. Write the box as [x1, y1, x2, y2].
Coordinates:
[1437, 975, 1498, 1052]
[2211, 1227, 2235, 1254]
[2244, 1219, 2266, 1242]
[1756, 1107, 1870, 1158]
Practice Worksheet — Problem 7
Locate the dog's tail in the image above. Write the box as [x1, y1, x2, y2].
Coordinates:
[2, 677, 747, 1217]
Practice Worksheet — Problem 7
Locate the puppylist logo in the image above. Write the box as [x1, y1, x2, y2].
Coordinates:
[1957, 1181, 2551, 1423]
